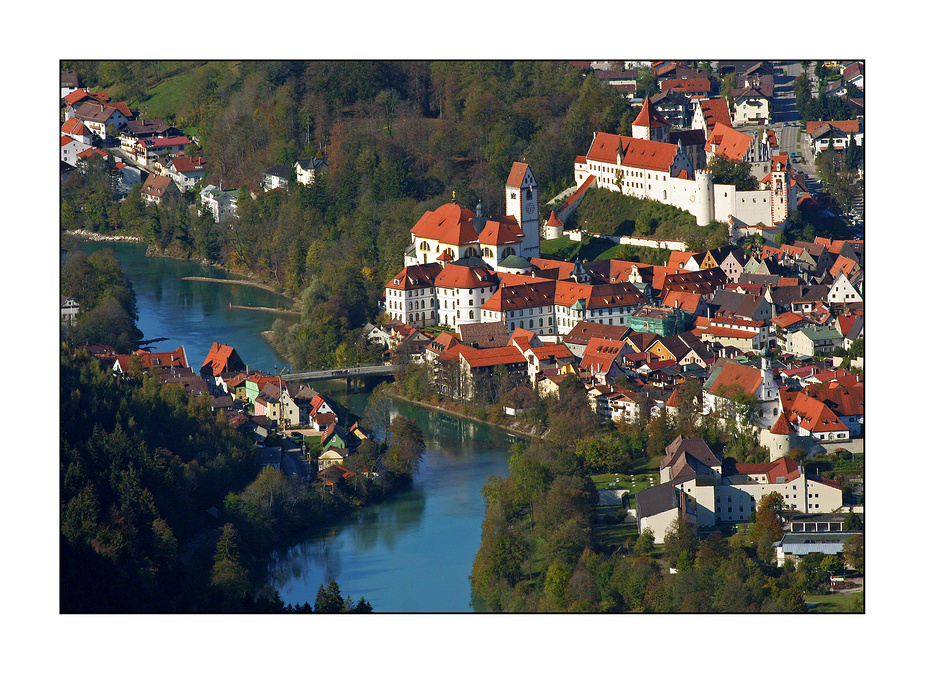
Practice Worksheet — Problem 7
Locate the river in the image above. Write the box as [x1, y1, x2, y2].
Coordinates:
[74, 239, 513, 612]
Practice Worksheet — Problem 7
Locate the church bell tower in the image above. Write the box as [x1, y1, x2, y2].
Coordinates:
[506, 162, 539, 259]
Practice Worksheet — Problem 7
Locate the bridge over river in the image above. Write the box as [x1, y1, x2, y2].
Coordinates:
[283, 364, 395, 392]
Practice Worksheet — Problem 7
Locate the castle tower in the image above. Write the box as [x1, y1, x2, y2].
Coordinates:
[506, 162, 540, 259]
[694, 169, 715, 227]
[770, 155, 791, 224]
[632, 96, 671, 142]
[764, 412, 796, 462]
[545, 210, 564, 240]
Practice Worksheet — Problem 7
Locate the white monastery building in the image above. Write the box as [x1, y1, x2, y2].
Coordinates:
[573, 97, 798, 230]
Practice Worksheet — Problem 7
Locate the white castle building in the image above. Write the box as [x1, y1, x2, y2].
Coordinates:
[572, 97, 797, 231]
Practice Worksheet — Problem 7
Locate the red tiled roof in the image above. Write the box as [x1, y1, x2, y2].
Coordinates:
[411, 203, 480, 245]
[632, 97, 670, 129]
[201, 342, 243, 376]
[769, 413, 795, 435]
[586, 132, 681, 172]
[388, 263, 443, 291]
[660, 77, 711, 95]
[77, 148, 108, 161]
[478, 217, 524, 246]
[142, 135, 190, 149]
[461, 345, 527, 369]
[698, 98, 732, 131]
[805, 120, 859, 135]
[706, 360, 764, 396]
[435, 264, 498, 290]
[171, 156, 207, 173]
[506, 161, 530, 188]
[706, 122, 754, 162]
[62, 117, 90, 136]
[482, 279, 556, 313]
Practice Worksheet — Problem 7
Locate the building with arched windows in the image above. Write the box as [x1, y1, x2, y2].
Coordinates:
[404, 162, 540, 270]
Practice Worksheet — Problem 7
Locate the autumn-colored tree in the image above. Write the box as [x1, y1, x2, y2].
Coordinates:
[752, 492, 786, 562]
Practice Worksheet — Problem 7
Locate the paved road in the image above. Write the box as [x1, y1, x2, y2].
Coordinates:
[771, 61, 823, 187]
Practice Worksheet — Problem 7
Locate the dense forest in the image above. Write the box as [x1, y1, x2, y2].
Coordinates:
[60, 346, 429, 611]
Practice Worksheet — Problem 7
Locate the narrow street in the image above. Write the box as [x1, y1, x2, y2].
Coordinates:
[772, 61, 823, 191]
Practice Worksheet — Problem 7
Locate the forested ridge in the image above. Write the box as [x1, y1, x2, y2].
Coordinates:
[60, 347, 427, 612]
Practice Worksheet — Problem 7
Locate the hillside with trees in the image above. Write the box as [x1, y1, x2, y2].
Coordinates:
[61, 61, 637, 367]
[60, 346, 427, 611]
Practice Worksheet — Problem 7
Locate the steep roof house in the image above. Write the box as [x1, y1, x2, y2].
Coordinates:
[73, 101, 132, 139]
[163, 156, 208, 192]
[637, 431, 843, 543]
[702, 356, 781, 427]
[781, 390, 851, 442]
[730, 80, 773, 125]
[200, 342, 247, 380]
[806, 120, 862, 156]
[294, 157, 329, 185]
[580, 337, 632, 384]
[61, 117, 94, 145]
[692, 97, 733, 136]
[141, 174, 180, 206]
[826, 270, 863, 307]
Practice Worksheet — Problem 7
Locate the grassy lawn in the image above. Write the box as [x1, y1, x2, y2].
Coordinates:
[138, 68, 205, 120]
[805, 591, 863, 613]
[591, 471, 659, 494]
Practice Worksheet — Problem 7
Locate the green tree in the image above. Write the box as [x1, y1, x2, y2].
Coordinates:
[662, 516, 699, 568]
[842, 533, 864, 573]
[707, 155, 759, 191]
[210, 524, 251, 599]
[752, 492, 785, 562]
[314, 579, 346, 613]
[633, 528, 655, 557]
[384, 415, 426, 478]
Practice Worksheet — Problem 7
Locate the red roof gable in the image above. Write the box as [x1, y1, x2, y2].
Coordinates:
[586, 132, 681, 172]
[410, 203, 480, 246]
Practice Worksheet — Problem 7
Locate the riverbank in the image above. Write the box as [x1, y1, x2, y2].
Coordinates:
[385, 385, 547, 441]
[64, 229, 143, 243]
[64, 229, 298, 303]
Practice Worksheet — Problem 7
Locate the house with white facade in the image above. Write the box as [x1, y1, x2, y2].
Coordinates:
[573, 125, 795, 228]
[637, 435, 843, 543]
[61, 136, 93, 167]
[730, 83, 773, 125]
[71, 102, 132, 140]
[294, 157, 329, 185]
[200, 185, 240, 224]
[384, 262, 443, 328]
[161, 156, 207, 192]
[61, 296, 80, 325]
[787, 325, 843, 359]
[702, 356, 781, 428]
[263, 165, 293, 191]
[806, 120, 863, 156]
[61, 117, 95, 146]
